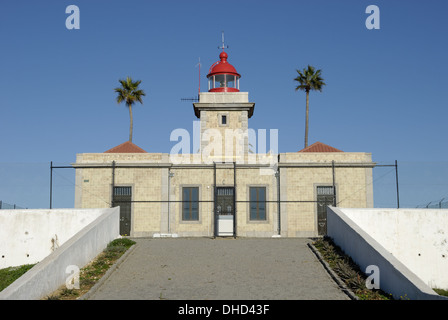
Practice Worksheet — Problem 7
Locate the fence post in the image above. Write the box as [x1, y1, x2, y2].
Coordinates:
[332, 160, 336, 206]
[395, 160, 400, 209]
[50, 161, 53, 209]
[111, 161, 115, 208]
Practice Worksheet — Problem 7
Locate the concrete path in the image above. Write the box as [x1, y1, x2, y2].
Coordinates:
[86, 238, 349, 300]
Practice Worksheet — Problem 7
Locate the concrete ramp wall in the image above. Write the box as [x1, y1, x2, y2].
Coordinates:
[0, 207, 120, 300]
[0, 208, 111, 269]
[327, 206, 447, 300]
[334, 207, 448, 290]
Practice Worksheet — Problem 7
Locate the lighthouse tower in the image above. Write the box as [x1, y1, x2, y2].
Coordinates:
[207, 51, 241, 92]
[193, 49, 255, 161]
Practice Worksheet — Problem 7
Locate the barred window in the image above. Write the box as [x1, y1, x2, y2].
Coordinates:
[317, 186, 334, 196]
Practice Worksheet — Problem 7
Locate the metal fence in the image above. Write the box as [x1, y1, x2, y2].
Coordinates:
[417, 199, 448, 209]
[2, 160, 447, 210]
[0, 201, 26, 209]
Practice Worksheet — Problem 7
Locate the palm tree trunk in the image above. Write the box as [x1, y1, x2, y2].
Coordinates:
[305, 90, 309, 148]
[128, 104, 133, 142]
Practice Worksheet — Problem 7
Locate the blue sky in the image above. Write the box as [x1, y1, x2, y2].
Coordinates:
[1, 0, 447, 209]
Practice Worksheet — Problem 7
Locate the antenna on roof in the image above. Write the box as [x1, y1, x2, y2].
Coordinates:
[180, 57, 201, 102]
[180, 97, 199, 102]
[218, 31, 229, 51]
[196, 57, 201, 95]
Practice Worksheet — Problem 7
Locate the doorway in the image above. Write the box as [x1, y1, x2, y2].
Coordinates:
[113, 186, 132, 236]
[316, 186, 335, 236]
[215, 187, 235, 237]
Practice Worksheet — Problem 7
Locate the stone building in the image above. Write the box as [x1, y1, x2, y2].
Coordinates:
[74, 50, 375, 238]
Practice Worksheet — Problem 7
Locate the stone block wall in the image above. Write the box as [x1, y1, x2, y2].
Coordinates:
[74, 151, 374, 238]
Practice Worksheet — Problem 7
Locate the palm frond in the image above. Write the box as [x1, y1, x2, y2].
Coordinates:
[293, 65, 326, 92]
[114, 77, 146, 106]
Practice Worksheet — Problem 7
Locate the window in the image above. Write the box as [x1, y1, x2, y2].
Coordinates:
[227, 75, 235, 88]
[317, 186, 334, 196]
[182, 187, 199, 221]
[249, 187, 266, 220]
[221, 115, 227, 125]
[215, 74, 226, 88]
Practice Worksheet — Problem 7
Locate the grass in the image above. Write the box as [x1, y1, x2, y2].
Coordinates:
[314, 237, 448, 300]
[45, 238, 136, 300]
[433, 288, 448, 297]
[0, 264, 36, 292]
[313, 236, 393, 300]
[0, 238, 135, 299]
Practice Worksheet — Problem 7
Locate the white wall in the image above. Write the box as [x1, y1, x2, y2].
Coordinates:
[0, 207, 120, 300]
[327, 206, 448, 300]
[339, 208, 448, 290]
[0, 209, 106, 269]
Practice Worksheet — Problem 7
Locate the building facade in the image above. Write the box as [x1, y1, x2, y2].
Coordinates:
[74, 50, 375, 238]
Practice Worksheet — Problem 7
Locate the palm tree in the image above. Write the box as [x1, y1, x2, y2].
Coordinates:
[294, 65, 326, 148]
[114, 77, 146, 143]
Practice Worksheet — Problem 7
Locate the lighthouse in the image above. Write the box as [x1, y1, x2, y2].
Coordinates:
[193, 49, 255, 160]
[207, 51, 241, 92]
[74, 41, 375, 240]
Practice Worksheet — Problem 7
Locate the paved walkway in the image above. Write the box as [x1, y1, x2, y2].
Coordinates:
[86, 238, 349, 300]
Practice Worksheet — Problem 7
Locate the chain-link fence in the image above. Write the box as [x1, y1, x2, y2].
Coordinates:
[0, 201, 26, 209]
[0, 161, 447, 210]
[0, 162, 75, 209]
[418, 199, 448, 209]
[373, 161, 448, 208]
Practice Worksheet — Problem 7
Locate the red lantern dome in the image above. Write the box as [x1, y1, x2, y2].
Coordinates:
[207, 51, 241, 92]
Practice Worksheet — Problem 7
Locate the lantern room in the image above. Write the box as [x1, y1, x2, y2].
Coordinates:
[207, 51, 241, 92]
